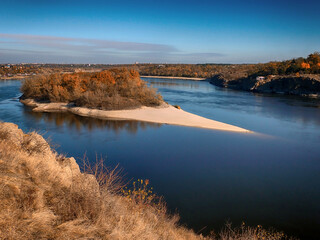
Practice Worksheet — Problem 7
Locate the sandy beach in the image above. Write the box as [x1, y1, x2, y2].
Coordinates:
[20, 99, 251, 133]
[141, 75, 207, 81]
[0, 76, 28, 80]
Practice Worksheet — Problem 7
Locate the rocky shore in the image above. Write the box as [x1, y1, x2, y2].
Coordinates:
[210, 74, 320, 98]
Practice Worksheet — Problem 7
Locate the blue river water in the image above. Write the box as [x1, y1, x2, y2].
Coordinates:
[0, 78, 319, 239]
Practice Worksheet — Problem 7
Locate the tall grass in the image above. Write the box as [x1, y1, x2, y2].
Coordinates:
[0, 122, 201, 239]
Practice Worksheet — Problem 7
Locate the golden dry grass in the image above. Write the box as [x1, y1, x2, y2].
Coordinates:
[0, 122, 203, 240]
[0, 122, 297, 240]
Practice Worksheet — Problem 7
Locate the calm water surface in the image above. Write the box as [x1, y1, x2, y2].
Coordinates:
[0, 78, 319, 239]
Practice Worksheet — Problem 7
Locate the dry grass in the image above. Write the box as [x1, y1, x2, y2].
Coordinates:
[0, 122, 298, 240]
[80, 156, 125, 194]
[0, 122, 202, 240]
[212, 222, 297, 240]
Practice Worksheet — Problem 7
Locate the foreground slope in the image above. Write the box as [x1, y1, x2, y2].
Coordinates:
[0, 122, 296, 239]
[0, 122, 203, 240]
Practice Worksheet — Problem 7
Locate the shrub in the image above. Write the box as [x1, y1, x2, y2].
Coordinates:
[122, 179, 163, 207]
[215, 222, 297, 240]
[21, 68, 163, 110]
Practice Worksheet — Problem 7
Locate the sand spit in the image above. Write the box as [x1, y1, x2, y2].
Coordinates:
[21, 99, 251, 133]
[0, 76, 27, 80]
[141, 75, 207, 81]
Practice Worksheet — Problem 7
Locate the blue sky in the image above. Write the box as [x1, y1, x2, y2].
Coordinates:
[0, 0, 319, 64]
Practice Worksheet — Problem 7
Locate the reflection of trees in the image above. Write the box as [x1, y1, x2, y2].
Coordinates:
[211, 87, 320, 126]
[244, 92, 320, 126]
[24, 108, 162, 134]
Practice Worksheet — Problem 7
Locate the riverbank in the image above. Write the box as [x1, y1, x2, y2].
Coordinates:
[20, 99, 251, 133]
[210, 74, 320, 98]
[141, 75, 207, 81]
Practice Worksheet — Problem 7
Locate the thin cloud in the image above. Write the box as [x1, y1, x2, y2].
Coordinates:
[0, 33, 177, 52]
[0, 33, 226, 63]
[180, 53, 225, 57]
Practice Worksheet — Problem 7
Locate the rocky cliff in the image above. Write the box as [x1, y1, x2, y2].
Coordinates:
[210, 74, 320, 97]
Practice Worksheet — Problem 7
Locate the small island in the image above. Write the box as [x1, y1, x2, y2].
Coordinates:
[20, 68, 250, 133]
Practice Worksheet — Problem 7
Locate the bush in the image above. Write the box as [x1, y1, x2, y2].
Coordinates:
[21, 68, 163, 110]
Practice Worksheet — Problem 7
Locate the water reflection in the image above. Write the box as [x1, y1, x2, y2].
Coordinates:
[148, 80, 200, 89]
[143, 77, 203, 90]
[221, 89, 320, 127]
[145, 78, 320, 131]
[23, 107, 162, 134]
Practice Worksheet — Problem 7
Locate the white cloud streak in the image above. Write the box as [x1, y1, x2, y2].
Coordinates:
[0, 33, 225, 63]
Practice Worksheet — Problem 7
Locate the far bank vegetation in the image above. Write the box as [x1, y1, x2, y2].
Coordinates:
[21, 68, 163, 110]
[137, 52, 320, 80]
[5, 52, 319, 83]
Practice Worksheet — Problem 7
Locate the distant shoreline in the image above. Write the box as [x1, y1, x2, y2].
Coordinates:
[1, 75, 207, 81]
[0, 76, 28, 80]
[141, 75, 207, 81]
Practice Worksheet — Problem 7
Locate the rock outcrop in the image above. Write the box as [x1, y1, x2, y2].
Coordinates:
[210, 74, 320, 97]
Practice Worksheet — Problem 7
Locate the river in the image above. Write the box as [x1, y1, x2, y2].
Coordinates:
[0, 78, 319, 239]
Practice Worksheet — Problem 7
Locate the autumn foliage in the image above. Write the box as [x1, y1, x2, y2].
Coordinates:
[251, 52, 320, 76]
[301, 62, 310, 69]
[138, 52, 320, 79]
[21, 68, 163, 110]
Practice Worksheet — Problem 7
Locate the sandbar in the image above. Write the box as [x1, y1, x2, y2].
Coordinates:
[20, 99, 251, 133]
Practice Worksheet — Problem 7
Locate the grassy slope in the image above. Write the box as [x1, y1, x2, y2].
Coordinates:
[0, 122, 296, 240]
[0, 122, 202, 240]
